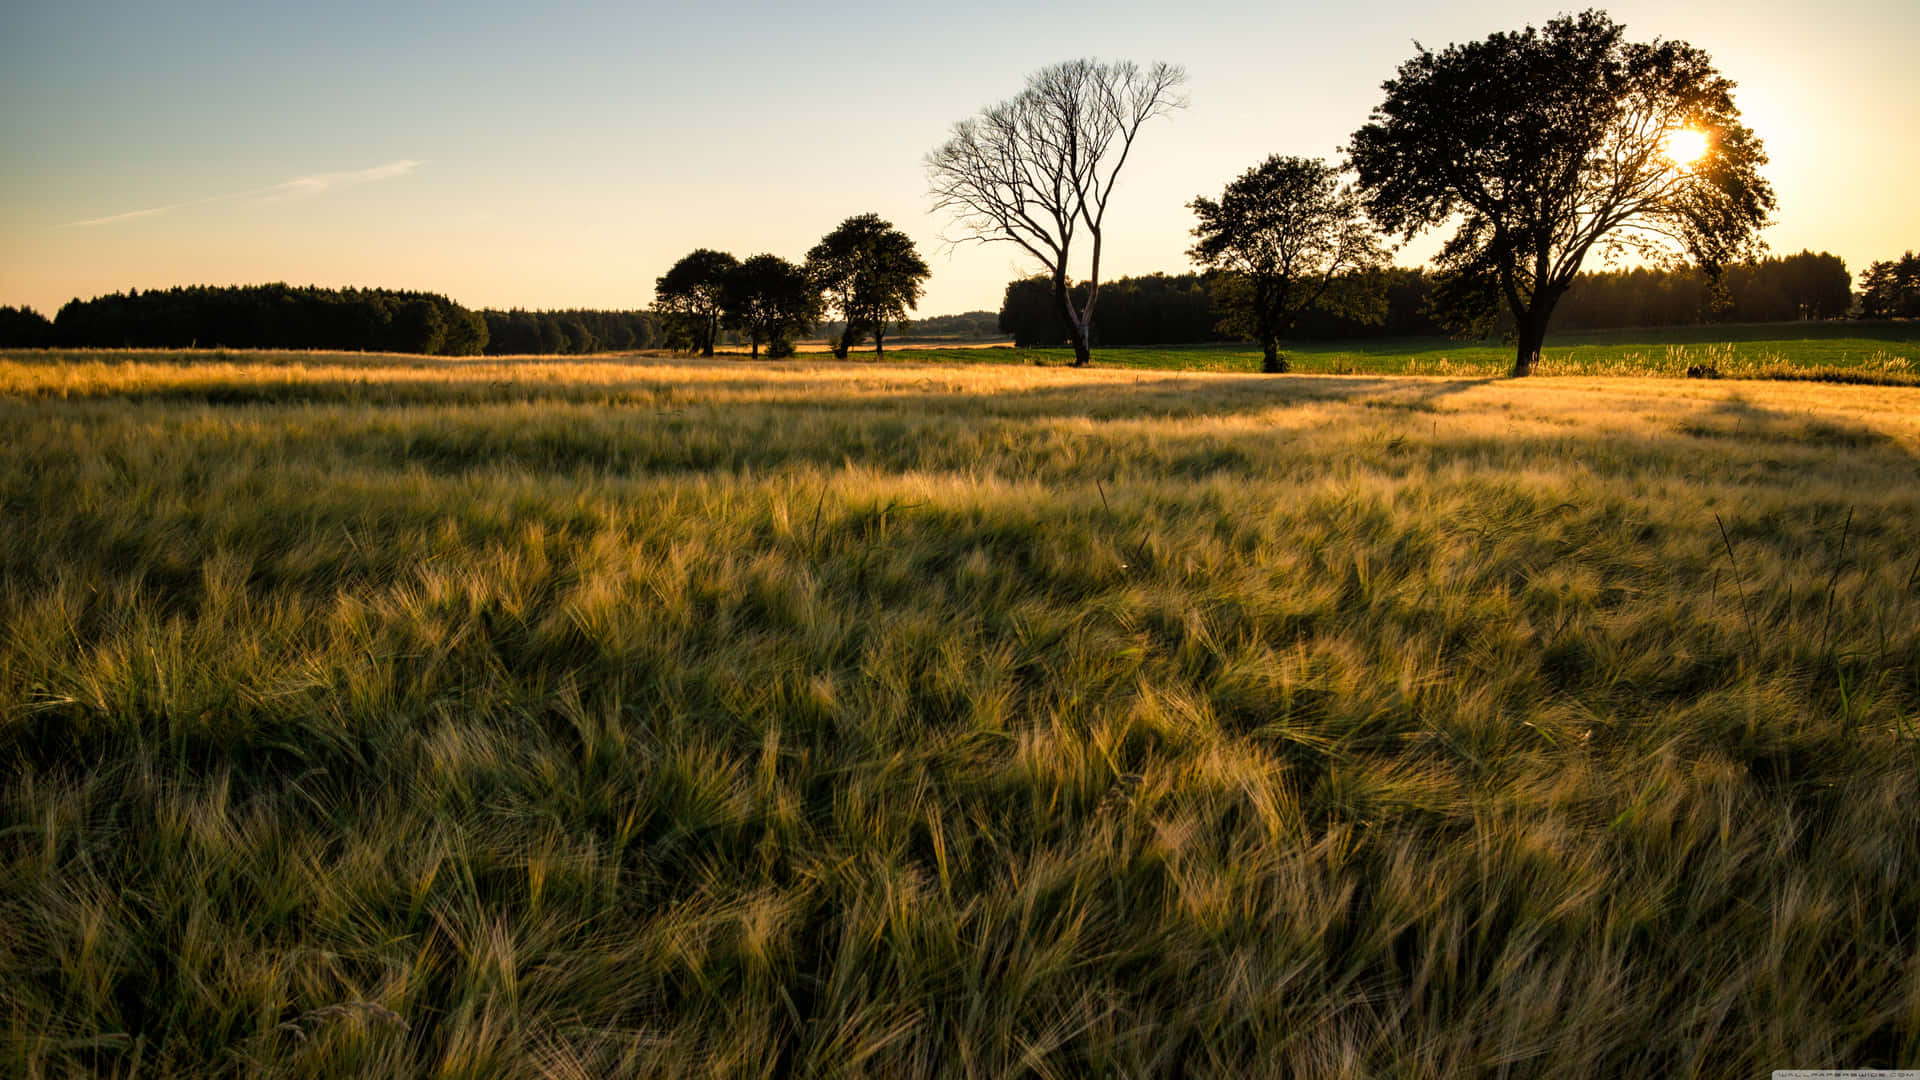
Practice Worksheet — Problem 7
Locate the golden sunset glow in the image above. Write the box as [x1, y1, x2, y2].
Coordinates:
[1666, 127, 1710, 166]
[1, 4, 1915, 322]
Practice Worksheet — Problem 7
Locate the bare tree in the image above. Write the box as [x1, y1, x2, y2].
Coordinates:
[927, 59, 1186, 367]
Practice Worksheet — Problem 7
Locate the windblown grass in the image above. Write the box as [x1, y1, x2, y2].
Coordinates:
[3, 352, 1918, 1077]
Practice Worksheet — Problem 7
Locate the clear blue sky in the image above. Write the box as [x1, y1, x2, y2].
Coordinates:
[3, 0, 1915, 317]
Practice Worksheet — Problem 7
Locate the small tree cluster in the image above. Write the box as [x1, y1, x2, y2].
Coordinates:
[653, 249, 822, 360]
[654, 216, 928, 360]
[727, 255, 821, 359]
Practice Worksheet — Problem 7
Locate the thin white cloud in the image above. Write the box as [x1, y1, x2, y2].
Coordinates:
[64, 204, 189, 228]
[264, 159, 425, 202]
[63, 159, 425, 227]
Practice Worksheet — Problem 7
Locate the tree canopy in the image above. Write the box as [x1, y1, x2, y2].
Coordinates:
[1349, 10, 1775, 375]
[927, 58, 1186, 366]
[1189, 155, 1388, 372]
[1859, 253, 1920, 319]
[655, 249, 740, 357]
[723, 255, 822, 359]
[806, 214, 930, 359]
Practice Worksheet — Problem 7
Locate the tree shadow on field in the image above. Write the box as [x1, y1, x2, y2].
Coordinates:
[1676, 391, 1911, 454]
[8, 367, 1501, 422]
[730, 372, 1504, 425]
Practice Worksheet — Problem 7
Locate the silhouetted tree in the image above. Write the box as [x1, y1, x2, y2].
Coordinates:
[655, 249, 739, 356]
[806, 214, 931, 359]
[441, 307, 488, 356]
[558, 316, 593, 354]
[1189, 155, 1389, 372]
[389, 298, 448, 354]
[927, 58, 1187, 366]
[723, 255, 822, 359]
[0, 306, 54, 347]
[1350, 10, 1775, 375]
[1776, 250, 1852, 320]
[1859, 253, 1920, 319]
[485, 310, 543, 354]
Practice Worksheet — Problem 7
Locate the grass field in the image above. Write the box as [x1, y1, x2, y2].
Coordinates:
[3, 349, 1919, 1077]
[871, 320, 1920, 381]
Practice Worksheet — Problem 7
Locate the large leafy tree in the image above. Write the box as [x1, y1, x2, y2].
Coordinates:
[806, 214, 931, 360]
[654, 248, 739, 356]
[723, 255, 822, 360]
[1188, 155, 1389, 373]
[1349, 10, 1775, 376]
[927, 58, 1186, 367]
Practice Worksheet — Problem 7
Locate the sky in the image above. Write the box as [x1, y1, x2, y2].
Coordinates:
[2, 0, 1916, 319]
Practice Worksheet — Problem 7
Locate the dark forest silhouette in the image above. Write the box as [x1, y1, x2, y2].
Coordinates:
[996, 251, 1858, 350]
[0, 284, 659, 356]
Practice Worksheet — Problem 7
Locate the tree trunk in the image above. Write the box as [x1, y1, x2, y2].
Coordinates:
[701, 313, 717, 358]
[1511, 329, 1541, 377]
[1510, 271, 1565, 377]
[1261, 338, 1289, 374]
[1510, 299, 1557, 377]
[874, 323, 885, 359]
[833, 324, 851, 360]
[1051, 272, 1091, 367]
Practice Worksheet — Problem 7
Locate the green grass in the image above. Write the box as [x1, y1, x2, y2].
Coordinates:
[3, 353, 1919, 1077]
[885, 320, 1920, 380]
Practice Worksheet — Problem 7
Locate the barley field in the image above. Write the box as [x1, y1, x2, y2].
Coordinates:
[3, 351, 1918, 1077]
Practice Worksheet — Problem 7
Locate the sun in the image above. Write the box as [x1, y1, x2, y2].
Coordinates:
[1665, 127, 1710, 167]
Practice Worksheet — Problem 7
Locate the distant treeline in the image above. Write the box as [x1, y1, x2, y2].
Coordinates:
[999, 271, 1442, 348]
[0, 284, 662, 356]
[1554, 251, 1853, 328]
[479, 309, 659, 355]
[1001, 251, 1868, 348]
[33, 284, 490, 354]
[817, 310, 1001, 343]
